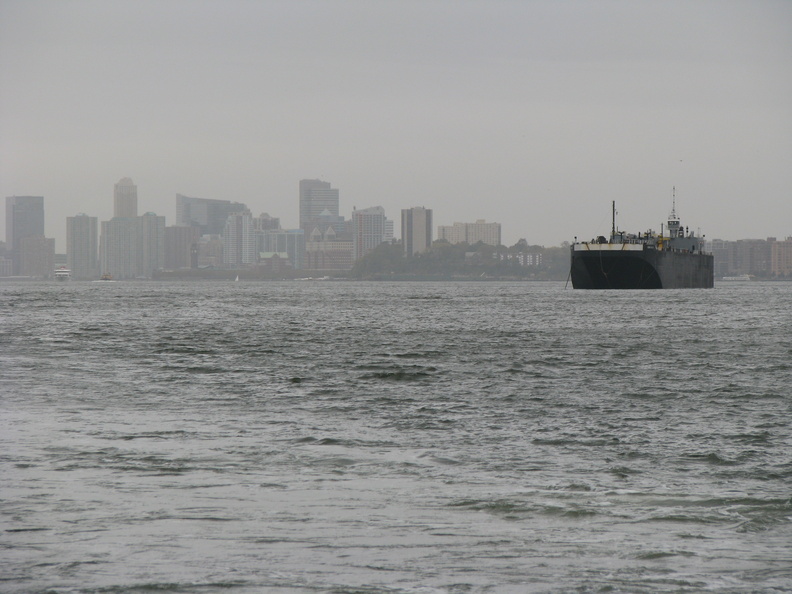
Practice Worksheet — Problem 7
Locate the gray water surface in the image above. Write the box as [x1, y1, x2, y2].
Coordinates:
[2, 281, 791, 593]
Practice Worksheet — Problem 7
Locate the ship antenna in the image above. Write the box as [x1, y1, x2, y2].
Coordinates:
[611, 200, 616, 238]
[671, 186, 677, 219]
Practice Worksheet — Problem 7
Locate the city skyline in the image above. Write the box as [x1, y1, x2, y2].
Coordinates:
[2, 1, 790, 251]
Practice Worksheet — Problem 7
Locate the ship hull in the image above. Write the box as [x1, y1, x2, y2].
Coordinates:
[571, 248, 714, 289]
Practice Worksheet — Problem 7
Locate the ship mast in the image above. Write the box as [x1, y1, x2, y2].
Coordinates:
[611, 200, 616, 239]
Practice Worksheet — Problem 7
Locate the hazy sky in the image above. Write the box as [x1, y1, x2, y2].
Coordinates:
[2, 0, 790, 250]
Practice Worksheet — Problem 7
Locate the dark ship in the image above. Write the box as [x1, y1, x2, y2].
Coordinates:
[570, 195, 714, 289]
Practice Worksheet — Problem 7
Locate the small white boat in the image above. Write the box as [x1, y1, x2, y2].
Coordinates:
[54, 267, 71, 281]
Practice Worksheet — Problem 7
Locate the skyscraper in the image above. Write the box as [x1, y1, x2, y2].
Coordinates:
[259, 228, 305, 270]
[5, 196, 45, 275]
[352, 206, 388, 261]
[100, 217, 138, 279]
[401, 207, 433, 256]
[176, 194, 248, 236]
[299, 179, 340, 233]
[138, 212, 166, 277]
[114, 178, 138, 218]
[67, 213, 99, 279]
[222, 210, 256, 267]
[19, 236, 55, 277]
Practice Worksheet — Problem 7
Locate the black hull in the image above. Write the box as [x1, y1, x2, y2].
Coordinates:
[571, 249, 714, 289]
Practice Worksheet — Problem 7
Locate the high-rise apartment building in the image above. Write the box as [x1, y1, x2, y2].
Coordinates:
[223, 210, 256, 267]
[67, 213, 98, 279]
[437, 219, 502, 247]
[352, 206, 388, 261]
[176, 194, 248, 236]
[100, 217, 139, 279]
[299, 179, 340, 233]
[114, 178, 138, 218]
[401, 207, 433, 256]
[770, 237, 792, 277]
[5, 196, 45, 274]
[138, 212, 166, 277]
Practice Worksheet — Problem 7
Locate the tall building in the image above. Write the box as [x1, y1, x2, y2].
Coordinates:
[138, 212, 166, 277]
[114, 178, 138, 218]
[223, 210, 256, 267]
[67, 213, 98, 279]
[19, 235, 55, 277]
[165, 225, 200, 269]
[100, 217, 139, 279]
[401, 207, 433, 256]
[770, 237, 792, 277]
[299, 179, 340, 232]
[437, 219, 502, 247]
[352, 206, 388, 261]
[259, 229, 305, 270]
[5, 196, 45, 274]
[176, 194, 248, 236]
[255, 212, 281, 232]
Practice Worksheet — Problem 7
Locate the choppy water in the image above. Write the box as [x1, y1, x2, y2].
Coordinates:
[1, 280, 791, 593]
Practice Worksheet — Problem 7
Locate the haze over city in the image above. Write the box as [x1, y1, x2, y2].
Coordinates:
[2, 0, 790, 251]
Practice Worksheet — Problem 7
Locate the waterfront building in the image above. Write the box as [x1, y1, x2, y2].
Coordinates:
[401, 207, 433, 256]
[437, 219, 502, 247]
[305, 226, 354, 271]
[0, 258, 12, 276]
[114, 178, 138, 218]
[5, 196, 45, 274]
[100, 217, 139, 279]
[258, 228, 305, 270]
[138, 212, 166, 277]
[165, 225, 200, 269]
[67, 213, 99, 279]
[19, 235, 55, 277]
[176, 194, 248, 236]
[197, 235, 224, 268]
[770, 237, 792, 277]
[299, 179, 340, 233]
[352, 206, 388, 261]
[222, 210, 256, 267]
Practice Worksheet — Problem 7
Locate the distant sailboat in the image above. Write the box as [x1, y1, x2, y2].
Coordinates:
[235, 275, 239, 282]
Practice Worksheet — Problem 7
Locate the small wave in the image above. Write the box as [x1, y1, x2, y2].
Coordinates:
[359, 366, 438, 381]
[635, 549, 697, 560]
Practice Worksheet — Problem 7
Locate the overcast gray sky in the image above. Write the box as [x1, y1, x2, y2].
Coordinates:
[2, 0, 790, 250]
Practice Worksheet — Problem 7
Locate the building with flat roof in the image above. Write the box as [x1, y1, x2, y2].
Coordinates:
[299, 179, 340, 233]
[19, 235, 55, 277]
[770, 237, 792, 277]
[223, 210, 256, 267]
[100, 217, 139, 279]
[67, 213, 99, 279]
[138, 212, 166, 277]
[401, 207, 433, 256]
[165, 225, 200, 269]
[352, 206, 388, 261]
[6, 196, 45, 274]
[437, 219, 501, 247]
[259, 228, 305, 270]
